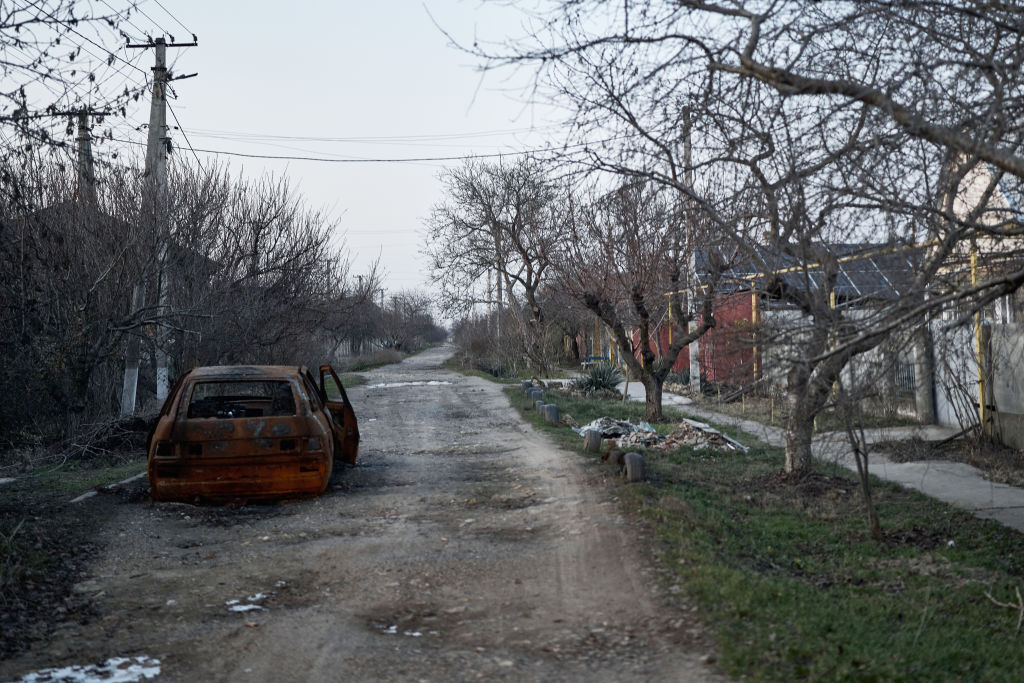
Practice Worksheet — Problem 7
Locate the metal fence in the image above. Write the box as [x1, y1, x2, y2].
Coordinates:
[895, 361, 916, 395]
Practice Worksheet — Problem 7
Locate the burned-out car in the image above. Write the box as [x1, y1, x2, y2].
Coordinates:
[147, 365, 359, 501]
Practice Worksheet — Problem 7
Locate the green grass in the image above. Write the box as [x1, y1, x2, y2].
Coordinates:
[13, 459, 146, 498]
[443, 356, 521, 383]
[342, 349, 405, 371]
[504, 384, 1024, 681]
[693, 393, 920, 432]
[340, 373, 366, 388]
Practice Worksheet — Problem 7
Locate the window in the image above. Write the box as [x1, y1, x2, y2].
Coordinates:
[186, 380, 295, 418]
[996, 294, 1017, 324]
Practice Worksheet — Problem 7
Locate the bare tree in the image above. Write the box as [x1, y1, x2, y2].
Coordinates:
[560, 180, 723, 421]
[464, 0, 1024, 477]
[426, 157, 560, 370]
[0, 1, 148, 165]
[0, 155, 151, 435]
[378, 289, 446, 352]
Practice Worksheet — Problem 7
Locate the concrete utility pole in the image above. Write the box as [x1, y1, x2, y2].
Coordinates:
[121, 36, 196, 415]
[680, 108, 702, 395]
[120, 39, 168, 414]
[75, 112, 96, 204]
[150, 39, 171, 403]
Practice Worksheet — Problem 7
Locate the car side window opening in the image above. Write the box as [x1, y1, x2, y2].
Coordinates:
[303, 370, 325, 408]
[319, 367, 348, 406]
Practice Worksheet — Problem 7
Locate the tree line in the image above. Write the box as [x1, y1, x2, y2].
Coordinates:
[427, 1, 1024, 495]
[0, 155, 447, 446]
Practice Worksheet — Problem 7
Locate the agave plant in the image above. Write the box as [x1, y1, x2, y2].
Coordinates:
[571, 362, 624, 393]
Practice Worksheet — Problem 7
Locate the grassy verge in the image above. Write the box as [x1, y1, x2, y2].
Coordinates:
[341, 349, 405, 372]
[690, 393, 920, 431]
[10, 459, 146, 498]
[505, 384, 1024, 681]
[0, 454, 146, 657]
[340, 373, 367, 388]
[443, 356, 521, 383]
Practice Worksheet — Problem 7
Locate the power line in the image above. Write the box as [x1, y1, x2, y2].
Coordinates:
[151, 0, 196, 39]
[186, 147, 553, 163]
[183, 124, 562, 144]
[167, 101, 204, 172]
[101, 134, 628, 164]
[23, 0, 149, 76]
[97, 0, 156, 45]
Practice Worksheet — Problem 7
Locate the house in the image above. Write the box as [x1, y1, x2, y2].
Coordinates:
[670, 243, 928, 407]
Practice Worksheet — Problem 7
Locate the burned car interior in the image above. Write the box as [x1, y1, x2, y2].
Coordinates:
[147, 365, 358, 502]
[185, 381, 298, 419]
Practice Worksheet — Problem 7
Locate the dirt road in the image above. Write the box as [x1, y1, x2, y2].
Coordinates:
[2, 347, 720, 682]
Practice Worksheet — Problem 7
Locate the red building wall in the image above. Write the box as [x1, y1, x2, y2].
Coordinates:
[699, 292, 756, 385]
[629, 292, 757, 384]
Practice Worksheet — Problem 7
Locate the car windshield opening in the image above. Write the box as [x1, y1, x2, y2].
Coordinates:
[186, 380, 296, 419]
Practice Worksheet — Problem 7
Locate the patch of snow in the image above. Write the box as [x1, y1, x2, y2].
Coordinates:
[12, 655, 160, 682]
[228, 604, 265, 612]
[0, 477, 15, 486]
[69, 490, 98, 504]
[366, 380, 451, 389]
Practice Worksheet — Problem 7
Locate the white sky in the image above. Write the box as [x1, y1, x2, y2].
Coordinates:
[122, 0, 562, 297]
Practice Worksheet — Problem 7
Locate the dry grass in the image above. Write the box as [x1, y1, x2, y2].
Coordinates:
[876, 437, 1024, 488]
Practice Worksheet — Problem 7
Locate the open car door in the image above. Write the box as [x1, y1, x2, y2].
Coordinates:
[319, 364, 360, 465]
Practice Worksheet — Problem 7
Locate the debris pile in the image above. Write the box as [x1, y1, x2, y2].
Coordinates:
[572, 417, 655, 439]
[664, 381, 689, 395]
[615, 430, 663, 448]
[573, 416, 748, 453]
[650, 419, 749, 453]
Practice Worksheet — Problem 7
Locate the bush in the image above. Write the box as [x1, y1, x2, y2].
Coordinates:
[665, 370, 690, 385]
[342, 349, 404, 371]
[570, 362, 624, 394]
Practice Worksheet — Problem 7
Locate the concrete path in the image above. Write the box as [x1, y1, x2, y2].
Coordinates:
[614, 383, 1024, 535]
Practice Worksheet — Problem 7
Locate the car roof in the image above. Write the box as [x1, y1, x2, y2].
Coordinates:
[184, 365, 308, 380]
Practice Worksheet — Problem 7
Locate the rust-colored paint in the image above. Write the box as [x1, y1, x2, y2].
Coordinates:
[147, 364, 359, 502]
[320, 364, 360, 465]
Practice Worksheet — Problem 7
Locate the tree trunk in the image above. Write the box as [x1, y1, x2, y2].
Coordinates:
[913, 323, 937, 424]
[785, 407, 815, 473]
[641, 373, 664, 422]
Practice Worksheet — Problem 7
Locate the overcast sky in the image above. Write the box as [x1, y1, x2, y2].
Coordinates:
[105, 1, 560, 299]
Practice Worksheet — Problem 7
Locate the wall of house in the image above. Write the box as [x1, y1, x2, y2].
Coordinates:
[628, 323, 691, 373]
[932, 321, 979, 429]
[697, 292, 756, 385]
[990, 322, 1024, 449]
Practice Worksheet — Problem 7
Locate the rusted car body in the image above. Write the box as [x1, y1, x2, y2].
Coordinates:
[148, 364, 359, 502]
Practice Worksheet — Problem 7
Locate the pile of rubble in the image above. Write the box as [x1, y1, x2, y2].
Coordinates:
[573, 417, 655, 439]
[574, 416, 748, 453]
[650, 419, 749, 452]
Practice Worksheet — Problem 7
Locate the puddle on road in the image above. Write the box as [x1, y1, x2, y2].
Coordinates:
[11, 656, 160, 682]
[366, 381, 452, 389]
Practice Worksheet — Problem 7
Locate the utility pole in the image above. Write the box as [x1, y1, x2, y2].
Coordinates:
[75, 112, 96, 204]
[149, 38, 171, 403]
[121, 36, 196, 415]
